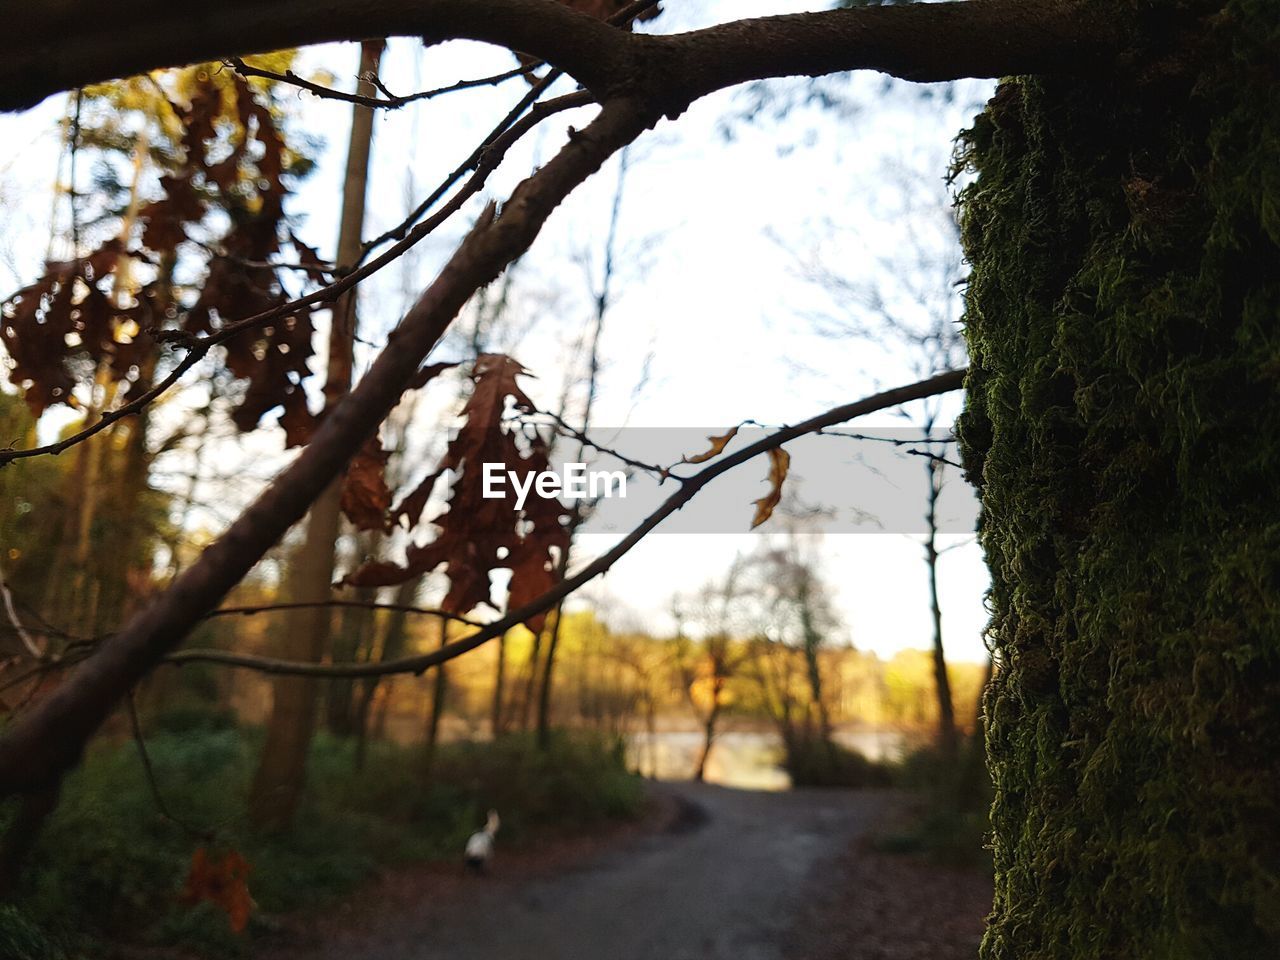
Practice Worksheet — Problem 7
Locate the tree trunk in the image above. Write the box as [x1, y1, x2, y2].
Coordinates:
[955, 655, 993, 810]
[0, 783, 60, 898]
[535, 604, 565, 749]
[693, 694, 720, 783]
[517, 621, 545, 730]
[924, 458, 957, 756]
[956, 10, 1280, 954]
[354, 577, 419, 769]
[491, 631, 506, 738]
[421, 618, 449, 776]
[248, 40, 382, 830]
[327, 582, 376, 738]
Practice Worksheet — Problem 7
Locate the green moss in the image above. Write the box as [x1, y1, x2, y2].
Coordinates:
[955, 1, 1280, 956]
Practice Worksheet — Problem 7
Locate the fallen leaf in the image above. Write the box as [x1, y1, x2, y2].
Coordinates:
[181, 847, 253, 934]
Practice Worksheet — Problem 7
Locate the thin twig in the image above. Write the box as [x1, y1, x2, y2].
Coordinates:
[229, 57, 534, 110]
[0, 567, 42, 660]
[356, 0, 659, 261]
[355, 69, 570, 261]
[520, 409, 674, 480]
[205, 599, 482, 627]
[0, 345, 208, 466]
[126, 691, 215, 841]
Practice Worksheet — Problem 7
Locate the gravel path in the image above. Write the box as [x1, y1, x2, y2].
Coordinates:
[266, 782, 893, 960]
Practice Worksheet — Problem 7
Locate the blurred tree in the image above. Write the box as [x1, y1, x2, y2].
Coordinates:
[249, 40, 384, 830]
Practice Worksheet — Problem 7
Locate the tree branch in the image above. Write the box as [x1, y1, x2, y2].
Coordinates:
[227, 57, 534, 111]
[2, 0, 1122, 114]
[204, 599, 482, 627]
[166, 370, 966, 680]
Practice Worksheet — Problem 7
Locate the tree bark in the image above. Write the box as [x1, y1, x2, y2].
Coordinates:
[247, 40, 382, 830]
[956, 6, 1280, 953]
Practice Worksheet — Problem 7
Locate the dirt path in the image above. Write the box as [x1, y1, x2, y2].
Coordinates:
[262, 782, 895, 960]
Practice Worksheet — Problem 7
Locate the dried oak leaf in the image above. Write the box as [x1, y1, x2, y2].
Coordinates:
[751, 447, 790, 528]
[345, 354, 571, 630]
[0, 240, 139, 416]
[682, 426, 740, 464]
[341, 436, 393, 532]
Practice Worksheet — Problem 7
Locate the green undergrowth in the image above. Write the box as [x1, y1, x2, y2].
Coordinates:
[0, 721, 643, 958]
[874, 743, 994, 872]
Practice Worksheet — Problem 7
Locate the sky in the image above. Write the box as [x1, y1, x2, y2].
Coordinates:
[0, 0, 997, 663]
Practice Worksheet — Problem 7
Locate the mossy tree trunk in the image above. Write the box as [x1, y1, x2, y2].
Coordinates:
[956, 2, 1280, 955]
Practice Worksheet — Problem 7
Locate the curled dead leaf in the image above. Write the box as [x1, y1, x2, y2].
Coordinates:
[682, 427, 739, 464]
[751, 447, 790, 528]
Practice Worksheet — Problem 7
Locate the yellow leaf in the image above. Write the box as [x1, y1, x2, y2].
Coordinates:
[682, 427, 739, 464]
[751, 447, 790, 528]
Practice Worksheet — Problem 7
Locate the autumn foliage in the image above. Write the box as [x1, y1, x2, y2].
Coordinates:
[345, 354, 572, 632]
[0, 73, 316, 433]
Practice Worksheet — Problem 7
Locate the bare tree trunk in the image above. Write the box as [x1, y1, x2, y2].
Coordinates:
[0, 783, 60, 898]
[535, 605, 564, 749]
[491, 631, 506, 738]
[354, 577, 419, 770]
[925, 456, 957, 757]
[249, 40, 382, 830]
[421, 618, 448, 776]
[516, 624, 544, 730]
[327, 581, 377, 737]
[693, 694, 721, 783]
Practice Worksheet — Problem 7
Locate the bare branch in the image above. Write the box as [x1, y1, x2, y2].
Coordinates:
[355, 71, 573, 262]
[2, 1, 1124, 115]
[204, 599, 482, 627]
[227, 57, 535, 110]
[520, 408, 673, 480]
[0, 567, 43, 661]
[166, 370, 967, 680]
[0, 346, 207, 467]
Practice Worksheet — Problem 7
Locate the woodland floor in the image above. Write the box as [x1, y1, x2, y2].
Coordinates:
[255, 782, 991, 960]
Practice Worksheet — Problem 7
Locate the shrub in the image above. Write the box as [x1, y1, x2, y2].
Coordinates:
[783, 736, 894, 788]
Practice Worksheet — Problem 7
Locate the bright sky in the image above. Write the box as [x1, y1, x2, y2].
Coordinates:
[0, 0, 996, 663]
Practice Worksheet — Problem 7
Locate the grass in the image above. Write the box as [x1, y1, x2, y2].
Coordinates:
[0, 716, 644, 958]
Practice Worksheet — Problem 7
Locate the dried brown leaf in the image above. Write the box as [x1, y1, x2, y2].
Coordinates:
[751, 447, 790, 528]
[682, 426, 739, 464]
